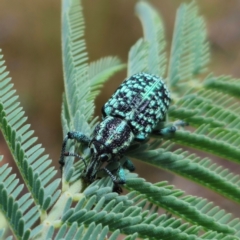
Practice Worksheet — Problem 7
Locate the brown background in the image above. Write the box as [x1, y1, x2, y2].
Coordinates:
[1, 0, 240, 218]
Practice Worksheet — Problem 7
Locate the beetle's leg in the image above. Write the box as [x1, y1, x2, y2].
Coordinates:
[101, 105, 107, 119]
[117, 167, 126, 184]
[102, 167, 126, 184]
[102, 166, 126, 194]
[59, 131, 90, 171]
[153, 120, 188, 136]
[122, 158, 135, 172]
[134, 132, 148, 142]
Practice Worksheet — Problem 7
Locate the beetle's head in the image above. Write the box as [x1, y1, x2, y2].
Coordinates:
[83, 140, 113, 183]
[89, 140, 112, 162]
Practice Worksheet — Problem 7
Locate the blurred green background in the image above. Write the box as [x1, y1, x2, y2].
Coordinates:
[1, 0, 240, 217]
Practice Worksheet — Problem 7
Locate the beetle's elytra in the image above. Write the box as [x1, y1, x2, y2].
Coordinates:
[59, 72, 186, 192]
[102, 72, 171, 140]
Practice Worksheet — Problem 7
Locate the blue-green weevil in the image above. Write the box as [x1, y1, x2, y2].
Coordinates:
[59, 72, 186, 192]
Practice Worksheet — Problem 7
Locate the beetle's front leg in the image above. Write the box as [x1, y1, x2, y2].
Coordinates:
[59, 131, 91, 171]
[102, 166, 126, 194]
[153, 120, 188, 136]
[121, 157, 135, 172]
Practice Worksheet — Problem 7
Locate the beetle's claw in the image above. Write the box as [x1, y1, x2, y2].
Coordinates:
[113, 183, 123, 194]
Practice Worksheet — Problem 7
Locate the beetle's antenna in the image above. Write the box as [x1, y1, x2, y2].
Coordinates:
[59, 135, 69, 172]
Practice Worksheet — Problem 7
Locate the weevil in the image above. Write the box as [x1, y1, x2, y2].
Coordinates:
[59, 72, 186, 192]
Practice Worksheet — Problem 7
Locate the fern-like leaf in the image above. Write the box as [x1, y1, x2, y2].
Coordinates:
[127, 140, 240, 204]
[0, 51, 60, 214]
[127, 38, 149, 77]
[135, 1, 167, 77]
[168, 1, 209, 89]
[88, 56, 126, 102]
[0, 159, 35, 239]
[204, 75, 240, 98]
[126, 177, 236, 234]
[61, 0, 125, 136]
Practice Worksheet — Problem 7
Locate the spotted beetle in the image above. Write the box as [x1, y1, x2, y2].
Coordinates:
[59, 72, 186, 192]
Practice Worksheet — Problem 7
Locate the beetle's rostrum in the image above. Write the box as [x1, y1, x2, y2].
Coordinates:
[59, 72, 186, 192]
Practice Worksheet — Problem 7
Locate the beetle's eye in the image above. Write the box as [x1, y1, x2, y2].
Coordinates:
[100, 154, 109, 162]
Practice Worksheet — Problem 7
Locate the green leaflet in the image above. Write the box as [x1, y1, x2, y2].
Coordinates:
[126, 177, 237, 234]
[127, 140, 240, 204]
[136, 1, 167, 78]
[204, 75, 240, 98]
[127, 38, 149, 77]
[168, 1, 209, 89]
[0, 51, 61, 217]
[88, 56, 126, 101]
[0, 160, 33, 239]
[61, 0, 125, 136]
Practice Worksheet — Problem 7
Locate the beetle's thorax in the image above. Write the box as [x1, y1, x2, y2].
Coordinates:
[85, 116, 134, 182]
[93, 116, 134, 156]
[83, 117, 134, 182]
